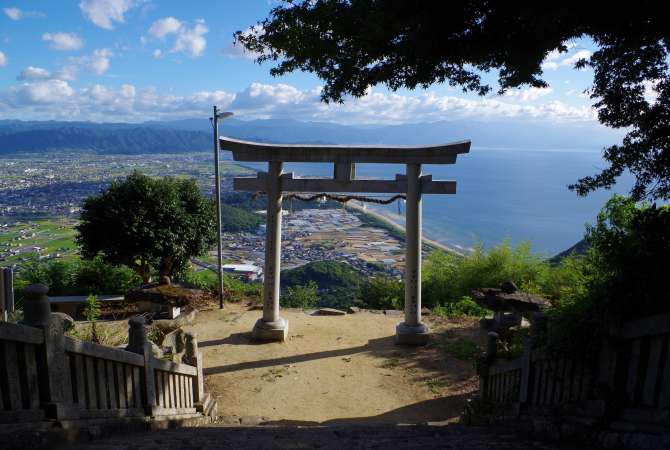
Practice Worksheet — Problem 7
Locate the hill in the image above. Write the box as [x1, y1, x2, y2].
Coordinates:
[0, 117, 624, 155]
[280, 260, 364, 309]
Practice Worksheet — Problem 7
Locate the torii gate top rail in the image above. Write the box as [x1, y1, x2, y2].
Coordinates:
[221, 137, 471, 195]
[220, 136, 471, 164]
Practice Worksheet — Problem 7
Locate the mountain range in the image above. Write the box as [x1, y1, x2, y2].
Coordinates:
[0, 117, 624, 155]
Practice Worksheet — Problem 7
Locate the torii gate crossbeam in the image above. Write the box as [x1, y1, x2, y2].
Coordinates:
[221, 136, 470, 345]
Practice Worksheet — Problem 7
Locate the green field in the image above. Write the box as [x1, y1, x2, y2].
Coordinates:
[0, 219, 79, 265]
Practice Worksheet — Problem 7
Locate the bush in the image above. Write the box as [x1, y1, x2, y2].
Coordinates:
[16, 256, 142, 298]
[280, 281, 318, 308]
[356, 276, 404, 310]
[422, 241, 549, 308]
[543, 195, 670, 356]
[432, 296, 489, 318]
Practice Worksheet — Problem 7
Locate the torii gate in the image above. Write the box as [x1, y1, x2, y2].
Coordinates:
[220, 136, 470, 345]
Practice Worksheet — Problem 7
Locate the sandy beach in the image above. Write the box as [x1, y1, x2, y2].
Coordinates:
[346, 201, 464, 256]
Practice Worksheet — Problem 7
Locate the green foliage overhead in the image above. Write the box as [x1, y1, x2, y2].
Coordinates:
[77, 171, 216, 282]
[238, 1, 670, 201]
[280, 281, 319, 309]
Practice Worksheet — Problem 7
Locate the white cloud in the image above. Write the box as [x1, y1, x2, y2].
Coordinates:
[0, 51, 7, 67]
[153, 49, 162, 58]
[148, 17, 182, 39]
[42, 32, 85, 51]
[88, 48, 112, 74]
[3, 7, 21, 20]
[504, 87, 553, 102]
[9, 79, 75, 104]
[17, 66, 51, 80]
[0, 82, 597, 124]
[3, 7, 44, 20]
[79, 0, 135, 30]
[173, 21, 208, 57]
[148, 18, 208, 57]
[542, 49, 592, 71]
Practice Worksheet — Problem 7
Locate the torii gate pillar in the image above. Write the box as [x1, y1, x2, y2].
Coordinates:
[251, 161, 289, 341]
[396, 163, 429, 345]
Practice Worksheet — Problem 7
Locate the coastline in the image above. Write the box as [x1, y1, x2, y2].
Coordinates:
[345, 201, 464, 256]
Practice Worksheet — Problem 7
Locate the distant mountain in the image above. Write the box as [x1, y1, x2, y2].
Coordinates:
[549, 239, 590, 264]
[0, 117, 624, 155]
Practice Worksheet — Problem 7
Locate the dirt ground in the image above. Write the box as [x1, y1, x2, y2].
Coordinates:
[184, 303, 486, 425]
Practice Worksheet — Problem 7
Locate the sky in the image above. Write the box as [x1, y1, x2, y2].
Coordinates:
[0, 0, 608, 125]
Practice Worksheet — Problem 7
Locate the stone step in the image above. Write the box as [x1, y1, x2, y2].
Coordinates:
[69, 423, 580, 449]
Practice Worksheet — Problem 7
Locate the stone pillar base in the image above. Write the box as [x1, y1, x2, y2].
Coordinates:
[395, 322, 430, 346]
[252, 317, 288, 342]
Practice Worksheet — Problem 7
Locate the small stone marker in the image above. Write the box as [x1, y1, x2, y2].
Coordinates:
[347, 306, 360, 314]
[313, 308, 346, 316]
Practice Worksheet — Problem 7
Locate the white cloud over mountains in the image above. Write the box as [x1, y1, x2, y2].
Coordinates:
[147, 17, 208, 57]
[0, 81, 596, 124]
[42, 32, 85, 51]
[79, 0, 135, 30]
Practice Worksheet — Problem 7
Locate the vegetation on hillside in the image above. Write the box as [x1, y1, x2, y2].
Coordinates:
[281, 260, 362, 309]
[220, 203, 263, 232]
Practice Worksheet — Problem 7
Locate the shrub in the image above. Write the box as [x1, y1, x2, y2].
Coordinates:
[356, 276, 404, 310]
[280, 281, 318, 308]
[422, 241, 549, 308]
[432, 296, 489, 318]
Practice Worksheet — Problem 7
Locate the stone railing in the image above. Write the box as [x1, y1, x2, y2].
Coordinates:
[475, 312, 670, 446]
[0, 284, 215, 425]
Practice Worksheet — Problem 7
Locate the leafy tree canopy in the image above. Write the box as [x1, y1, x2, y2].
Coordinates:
[77, 171, 216, 282]
[237, 1, 670, 200]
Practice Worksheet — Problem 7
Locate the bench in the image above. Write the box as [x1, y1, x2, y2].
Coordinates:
[48, 295, 125, 318]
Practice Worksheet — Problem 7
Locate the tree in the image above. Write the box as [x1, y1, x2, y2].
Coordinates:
[237, 1, 670, 201]
[77, 171, 216, 283]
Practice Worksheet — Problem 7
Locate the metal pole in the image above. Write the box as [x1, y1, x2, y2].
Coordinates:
[213, 106, 225, 309]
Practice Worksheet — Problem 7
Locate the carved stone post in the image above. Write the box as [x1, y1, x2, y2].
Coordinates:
[477, 331, 499, 400]
[126, 315, 158, 415]
[252, 160, 288, 341]
[184, 332, 204, 405]
[23, 284, 77, 419]
[396, 163, 429, 345]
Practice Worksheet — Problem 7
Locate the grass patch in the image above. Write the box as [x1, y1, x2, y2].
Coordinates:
[432, 336, 480, 360]
[426, 378, 449, 396]
[380, 357, 400, 369]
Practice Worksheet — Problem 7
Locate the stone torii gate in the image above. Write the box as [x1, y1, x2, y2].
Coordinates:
[220, 136, 470, 345]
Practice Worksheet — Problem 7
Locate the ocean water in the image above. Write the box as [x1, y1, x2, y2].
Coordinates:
[240, 147, 632, 256]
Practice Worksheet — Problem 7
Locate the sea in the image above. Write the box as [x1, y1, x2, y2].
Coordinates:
[239, 147, 633, 257]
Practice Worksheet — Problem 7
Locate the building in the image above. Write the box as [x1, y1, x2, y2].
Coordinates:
[222, 263, 263, 282]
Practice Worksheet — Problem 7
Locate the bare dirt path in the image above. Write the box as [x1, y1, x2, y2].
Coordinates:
[184, 303, 485, 425]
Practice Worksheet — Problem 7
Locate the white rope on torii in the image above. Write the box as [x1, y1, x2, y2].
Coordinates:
[220, 135, 471, 345]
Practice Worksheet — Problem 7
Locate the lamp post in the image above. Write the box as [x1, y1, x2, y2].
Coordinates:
[211, 106, 233, 309]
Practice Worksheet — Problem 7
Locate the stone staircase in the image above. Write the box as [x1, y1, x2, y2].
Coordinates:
[66, 423, 581, 449]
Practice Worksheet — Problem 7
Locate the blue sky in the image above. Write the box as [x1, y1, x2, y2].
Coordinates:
[0, 0, 608, 125]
